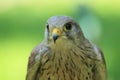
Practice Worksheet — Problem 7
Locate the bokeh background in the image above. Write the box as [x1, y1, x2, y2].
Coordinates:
[0, 0, 120, 80]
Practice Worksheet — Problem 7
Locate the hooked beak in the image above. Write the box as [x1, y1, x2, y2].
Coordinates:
[52, 28, 61, 43]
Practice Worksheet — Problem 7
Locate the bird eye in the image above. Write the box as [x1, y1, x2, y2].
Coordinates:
[46, 24, 49, 31]
[64, 23, 72, 31]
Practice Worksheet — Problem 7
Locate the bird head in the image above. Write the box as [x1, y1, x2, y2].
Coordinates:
[44, 16, 85, 46]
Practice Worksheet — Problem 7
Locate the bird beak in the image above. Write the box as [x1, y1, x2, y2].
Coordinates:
[52, 28, 61, 43]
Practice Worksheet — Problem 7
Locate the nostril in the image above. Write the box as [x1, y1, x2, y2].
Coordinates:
[57, 30, 60, 34]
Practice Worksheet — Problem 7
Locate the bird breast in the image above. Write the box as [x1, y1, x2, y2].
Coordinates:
[37, 45, 94, 80]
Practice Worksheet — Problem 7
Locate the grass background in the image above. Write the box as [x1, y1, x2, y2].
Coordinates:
[0, 0, 120, 80]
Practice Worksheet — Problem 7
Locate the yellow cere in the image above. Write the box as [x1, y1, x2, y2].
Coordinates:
[52, 28, 62, 36]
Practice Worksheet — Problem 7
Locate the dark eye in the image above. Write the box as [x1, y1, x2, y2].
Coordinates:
[46, 24, 50, 38]
[65, 23, 72, 30]
[46, 24, 49, 31]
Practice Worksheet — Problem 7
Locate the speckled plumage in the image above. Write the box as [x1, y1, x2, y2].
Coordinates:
[26, 16, 107, 80]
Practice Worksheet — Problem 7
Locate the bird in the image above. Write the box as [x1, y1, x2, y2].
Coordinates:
[26, 16, 107, 80]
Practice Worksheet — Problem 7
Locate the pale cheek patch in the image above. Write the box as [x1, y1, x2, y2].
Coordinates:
[35, 47, 49, 62]
[70, 26, 78, 36]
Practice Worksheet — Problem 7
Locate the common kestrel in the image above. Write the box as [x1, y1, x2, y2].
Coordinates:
[26, 16, 107, 80]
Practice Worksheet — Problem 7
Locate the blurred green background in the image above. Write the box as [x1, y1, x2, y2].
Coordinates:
[0, 0, 120, 80]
